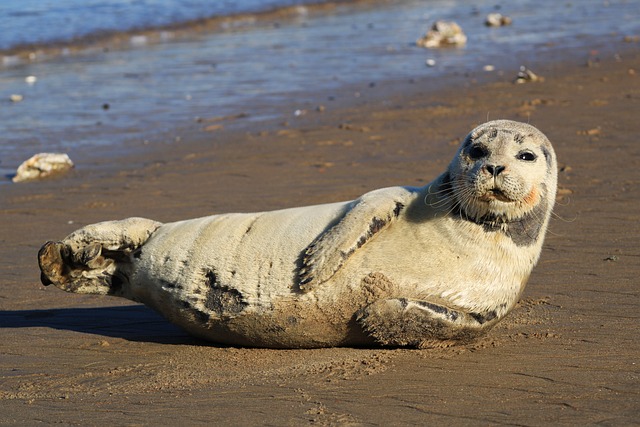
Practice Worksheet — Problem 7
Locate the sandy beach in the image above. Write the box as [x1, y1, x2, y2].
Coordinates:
[1, 40, 639, 425]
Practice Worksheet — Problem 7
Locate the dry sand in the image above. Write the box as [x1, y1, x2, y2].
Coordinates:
[1, 50, 639, 425]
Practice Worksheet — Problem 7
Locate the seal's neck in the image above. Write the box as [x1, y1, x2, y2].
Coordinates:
[437, 173, 548, 247]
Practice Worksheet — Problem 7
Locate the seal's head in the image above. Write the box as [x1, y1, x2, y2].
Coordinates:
[447, 120, 557, 225]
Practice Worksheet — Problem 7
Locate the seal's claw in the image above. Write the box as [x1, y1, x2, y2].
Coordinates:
[79, 242, 101, 265]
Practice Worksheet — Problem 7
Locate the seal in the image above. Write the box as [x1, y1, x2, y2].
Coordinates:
[38, 120, 557, 348]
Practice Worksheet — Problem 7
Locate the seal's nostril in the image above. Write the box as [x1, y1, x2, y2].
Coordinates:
[486, 164, 505, 176]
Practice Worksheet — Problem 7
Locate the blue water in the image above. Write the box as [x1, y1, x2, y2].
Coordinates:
[0, 0, 329, 50]
[1, 0, 639, 179]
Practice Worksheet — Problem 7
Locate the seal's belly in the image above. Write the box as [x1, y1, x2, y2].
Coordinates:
[342, 218, 532, 313]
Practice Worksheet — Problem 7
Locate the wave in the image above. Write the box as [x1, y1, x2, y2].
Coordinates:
[1, 0, 381, 67]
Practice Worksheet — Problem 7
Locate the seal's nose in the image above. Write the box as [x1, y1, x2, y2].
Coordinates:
[485, 164, 505, 177]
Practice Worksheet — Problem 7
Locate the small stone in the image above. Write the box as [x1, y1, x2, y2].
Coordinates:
[130, 35, 147, 46]
[416, 20, 467, 48]
[13, 153, 74, 183]
[10, 94, 23, 102]
[25, 75, 37, 85]
[485, 13, 512, 27]
[514, 66, 543, 84]
[425, 58, 436, 67]
[559, 165, 573, 173]
[483, 65, 495, 72]
[577, 127, 601, 136]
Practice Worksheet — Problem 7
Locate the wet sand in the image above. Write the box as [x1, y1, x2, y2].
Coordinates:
[1, 48, 639, 424]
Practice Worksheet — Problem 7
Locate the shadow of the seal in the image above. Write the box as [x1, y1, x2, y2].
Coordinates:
[0, 305, 202, 345]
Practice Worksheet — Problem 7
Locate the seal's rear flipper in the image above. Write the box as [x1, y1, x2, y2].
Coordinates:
[356, 298, 498, 348]
[38, 217, 161, 296]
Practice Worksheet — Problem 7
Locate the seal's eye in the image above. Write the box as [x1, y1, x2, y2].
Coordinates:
[517, 151, 537, 162]
[468, 145, 488, 160]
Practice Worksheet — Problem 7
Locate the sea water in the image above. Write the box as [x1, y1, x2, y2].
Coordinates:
[0, 0, 638, 178]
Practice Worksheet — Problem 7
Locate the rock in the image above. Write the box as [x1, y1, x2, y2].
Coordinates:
[12, 153, 74, 183]
[10, 94, 23, 102]
[485, 13, 512, 27]
[514, 66, 544, 84]
[416, 21, 467, 48]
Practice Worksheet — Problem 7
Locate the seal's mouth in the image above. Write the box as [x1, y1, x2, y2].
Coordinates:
[478, 188, 515, 203]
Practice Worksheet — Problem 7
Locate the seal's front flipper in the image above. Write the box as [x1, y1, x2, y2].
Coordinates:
[356, 298, 498, 348]
[299, 187, 414, 291]
[38, 217, 161, 295]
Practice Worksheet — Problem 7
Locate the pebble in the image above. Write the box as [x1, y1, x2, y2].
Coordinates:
[514, 66, 544, 83]
[416, 20, 467, 48]
[130, 35, 148, 46]
[10, 94, 23, 102]
[485, 13, 512, 27]
[425, 59, 437, 67]
[25, 75, 37, 85]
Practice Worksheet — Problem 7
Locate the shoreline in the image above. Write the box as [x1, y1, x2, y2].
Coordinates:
[3, 34, 636, 185]
[1, 48, 639, 423]
[3, 0, 638, 179]
[0, 0, 385, 63]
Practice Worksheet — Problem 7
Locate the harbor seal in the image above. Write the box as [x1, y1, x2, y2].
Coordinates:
[38, 120, 557, 348]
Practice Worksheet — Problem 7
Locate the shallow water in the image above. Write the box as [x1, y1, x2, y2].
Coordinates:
[0, 0, 330, 50]
[1, 0, 638, 179]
